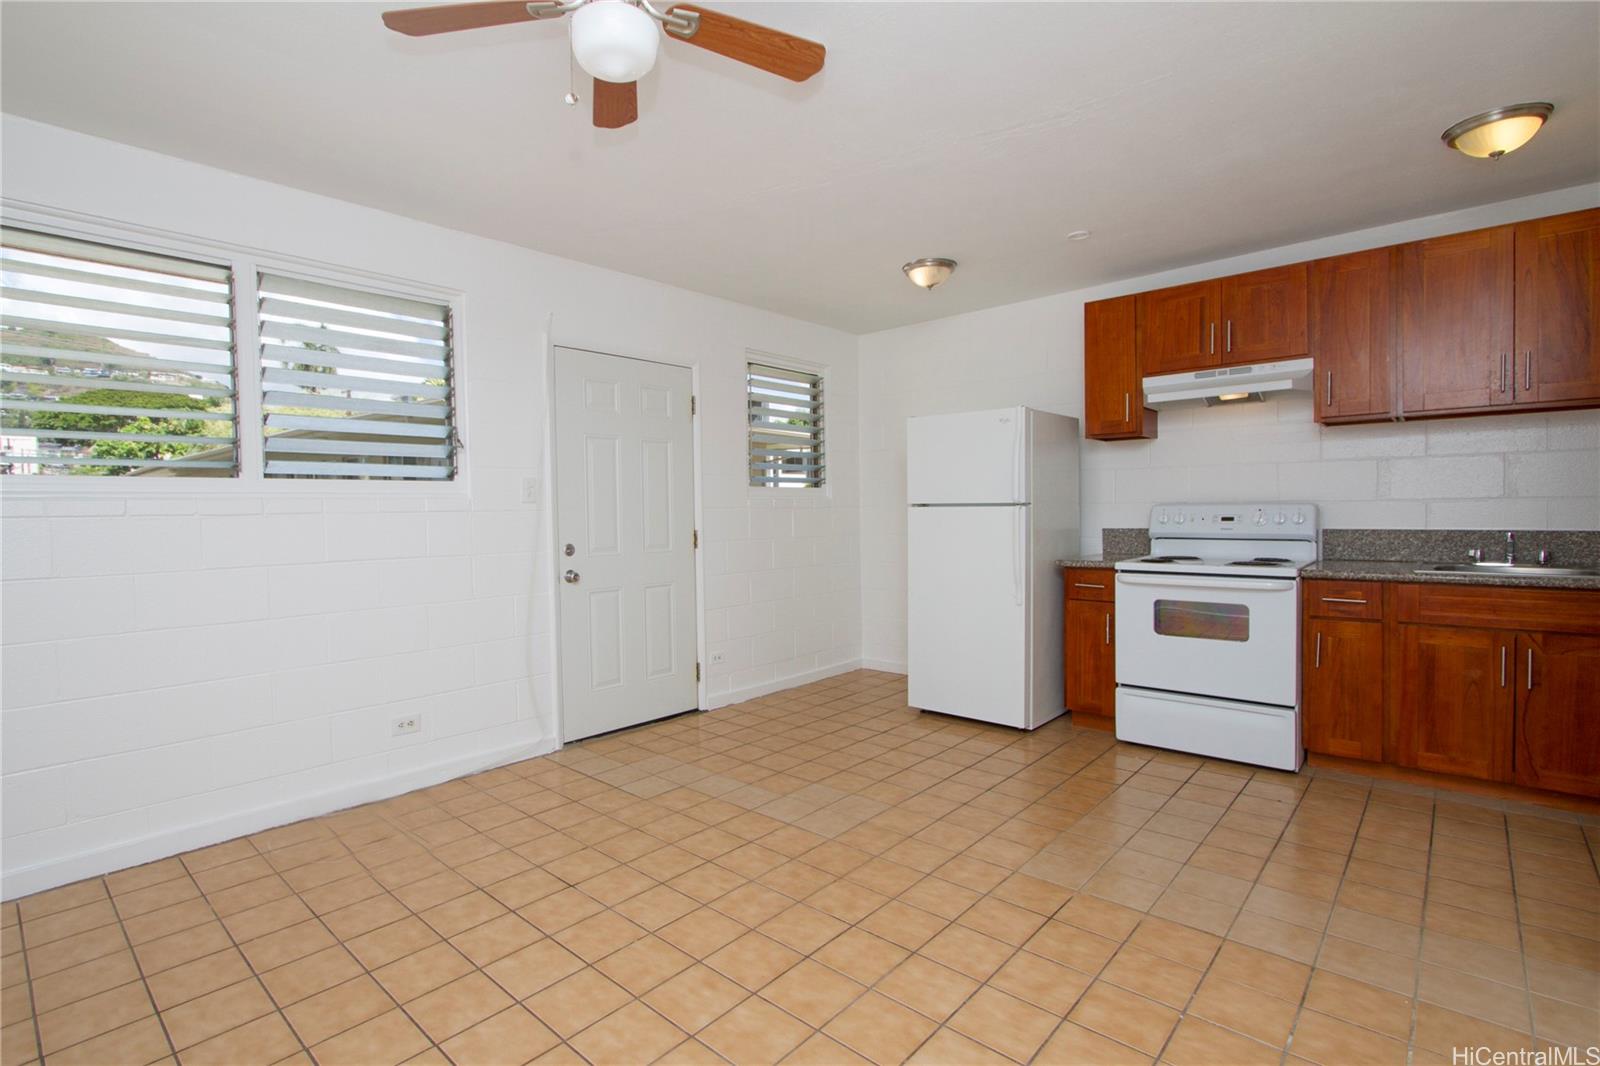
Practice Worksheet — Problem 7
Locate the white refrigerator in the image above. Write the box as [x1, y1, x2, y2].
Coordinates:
[906, 406, 1081, 730]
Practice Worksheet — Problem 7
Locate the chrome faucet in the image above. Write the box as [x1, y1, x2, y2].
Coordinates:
[1505, 531, 1517, 564]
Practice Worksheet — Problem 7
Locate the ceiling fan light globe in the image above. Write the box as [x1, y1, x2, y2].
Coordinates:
[571, 1, 660, 84]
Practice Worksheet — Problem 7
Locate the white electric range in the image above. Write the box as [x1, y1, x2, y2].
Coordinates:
[1113, 502, 1319, 771]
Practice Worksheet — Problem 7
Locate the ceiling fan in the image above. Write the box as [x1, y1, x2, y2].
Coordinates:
[382, 0, 825, 129]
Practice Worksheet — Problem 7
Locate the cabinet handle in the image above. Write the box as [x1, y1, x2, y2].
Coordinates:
[1527, 648, 1534, 690]
[1124, 392, 1130, 422]
[1074, 582, 1106, 590]
[1226, 320, 1233, 353]
[1326, 371, 1333, 407]
[1314, 631, 1322, 669]
[1525, 350, 1532, 392]
[1209, 322, 1215, 355]
[1105, 613, 1111, 646]
[1500, 353, 1508, 394]
[1321, 596, 1367, 605]
[1500, 645, 1507, 687]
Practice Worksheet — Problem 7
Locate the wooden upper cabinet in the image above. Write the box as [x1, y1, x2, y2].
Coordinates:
[1084, 295, 1156, 441]
[1137, 280, 1220, 374]
[1399, 224, 1516, 415]
[1310, 248, 1395, 423]
[1514, 208, 1600, 408]
[1219, 264, 1308, 365]
[1393, 623, 1513, 782]
[1514, 632, 1600, 797]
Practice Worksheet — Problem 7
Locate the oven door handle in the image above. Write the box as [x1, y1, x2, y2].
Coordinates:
[1115, 574, 1298, 593]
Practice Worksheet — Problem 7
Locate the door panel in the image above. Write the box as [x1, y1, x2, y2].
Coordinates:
[906, 408, 1025, 504]
[1394, 624, 1512, 781]
[1514, 208, 1600, 407]
[1138, 281, 1220, 374]
[1399, 225, 1515, 414]
[555, 347, 697, 741]
[1085, 296, 1154, 440]
[907, 506, 1027, 726]
[1302, 618, 1383, 761]
[1514, 632, 1600, 796]
[1219, 264, 1308, 365]
[1065, 600, 1115, 718]
[1310, 248, 1395, 422]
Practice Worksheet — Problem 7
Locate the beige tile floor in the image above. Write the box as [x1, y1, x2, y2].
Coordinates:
[3, 670, 1598, 1066]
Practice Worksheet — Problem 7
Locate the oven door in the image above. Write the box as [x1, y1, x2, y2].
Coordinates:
[1115, 572, 1299, 707]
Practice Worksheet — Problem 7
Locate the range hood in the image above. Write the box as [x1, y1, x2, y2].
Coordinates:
[1142, 357, 1314, 405]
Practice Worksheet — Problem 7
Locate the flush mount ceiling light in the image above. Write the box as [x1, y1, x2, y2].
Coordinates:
[1442, 102, 1554, 159]
[903, 258, 957, 290]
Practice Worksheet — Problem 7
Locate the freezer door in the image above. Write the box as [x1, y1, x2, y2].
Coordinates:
[907, 505, 1027, 727]
[906, 407, 1027, 504]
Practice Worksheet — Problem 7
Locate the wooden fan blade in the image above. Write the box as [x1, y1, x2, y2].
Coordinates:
[593, 79, 638, 129]
[381, 1, 537, 37]
[664, 4, 824, 82]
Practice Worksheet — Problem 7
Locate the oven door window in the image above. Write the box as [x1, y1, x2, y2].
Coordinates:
[1153, 599, 1249, 642]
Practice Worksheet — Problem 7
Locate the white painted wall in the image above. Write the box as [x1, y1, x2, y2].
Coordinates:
[860, 185, 1600, 671]
[0, 116, 860, 897]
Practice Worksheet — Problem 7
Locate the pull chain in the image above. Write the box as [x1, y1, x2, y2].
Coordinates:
[563, 17, 580, 105]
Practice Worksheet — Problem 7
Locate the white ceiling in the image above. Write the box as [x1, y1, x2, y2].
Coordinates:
[2, 2, 1597, 333]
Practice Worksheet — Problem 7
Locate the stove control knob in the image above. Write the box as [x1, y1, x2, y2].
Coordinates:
[1174, 513, 1185, 525]
[1254, 511, 1267, 526]
[1293, 511, 1305, 524]
[1275, 512, 1286, 524]
[1156, 510, 1167, 524]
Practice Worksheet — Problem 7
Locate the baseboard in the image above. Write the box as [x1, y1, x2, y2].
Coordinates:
[860, 658, 907, 675]
[2, 735, 560, 901]
[705, 659, 865, 709]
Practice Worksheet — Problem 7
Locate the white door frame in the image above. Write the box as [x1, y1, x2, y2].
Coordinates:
[543, 340, 705, 745]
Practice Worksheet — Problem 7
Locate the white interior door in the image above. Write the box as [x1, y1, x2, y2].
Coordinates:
[554, 347, 697, 741]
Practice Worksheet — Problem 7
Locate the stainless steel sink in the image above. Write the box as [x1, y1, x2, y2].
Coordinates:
[1417, 563, 1600, 578]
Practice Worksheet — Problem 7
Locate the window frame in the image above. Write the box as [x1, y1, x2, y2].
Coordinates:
[745, 351, 828, 495]
[0, 203, 468, 496]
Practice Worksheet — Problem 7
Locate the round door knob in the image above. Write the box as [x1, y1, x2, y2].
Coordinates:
[563, 570, 580, 584]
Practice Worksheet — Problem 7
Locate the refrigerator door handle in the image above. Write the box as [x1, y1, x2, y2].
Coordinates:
[1012, 505, 1025, 606]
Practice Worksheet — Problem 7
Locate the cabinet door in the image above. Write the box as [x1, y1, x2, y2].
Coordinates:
[1394, 624, 1513, 781]
[1137, 281, 1219, 375]
[1065, 599, 1115, 719]
[1399, 225, 1515, 414]
[1219, 264, 1308, 365]
[1514, 632, 1600, 797]
[1310, 248, 1395, 422]
[1085, 295, 1155, 441]
[1303, 619, 1384, 761]
[1514, 208, 1600, 407]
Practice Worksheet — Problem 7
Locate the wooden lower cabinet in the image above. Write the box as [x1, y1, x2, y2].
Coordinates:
[1302, 618, 1383, 761]
[1393, 624, 1514, 782]
[1065, 599, 1116, 720]
[1515, 632, 1600, 797]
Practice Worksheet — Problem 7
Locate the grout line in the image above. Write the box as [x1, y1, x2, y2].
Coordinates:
[11, 903, 48, 1066]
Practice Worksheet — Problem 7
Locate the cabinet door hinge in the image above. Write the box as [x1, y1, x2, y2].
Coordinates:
[690, 395, 697, 416]
[693, 529, 699, 549]
[695, 662, 701, 682]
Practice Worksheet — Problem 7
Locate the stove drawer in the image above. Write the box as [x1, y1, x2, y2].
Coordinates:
[1305, 580, 1383, 620]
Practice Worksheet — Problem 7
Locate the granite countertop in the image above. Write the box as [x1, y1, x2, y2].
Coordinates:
[1057, 555, 1129, 569]
[1303, 559, 1600, 591]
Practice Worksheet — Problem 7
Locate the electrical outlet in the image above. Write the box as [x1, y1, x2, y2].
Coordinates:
[392, 716, 420, 737]
[522, 477, 539, 504]
[709, 651, 728, 665]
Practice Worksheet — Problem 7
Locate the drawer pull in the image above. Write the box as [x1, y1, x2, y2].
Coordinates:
[1321, 596, 1368, 605]
[1074, 582, 1106, 589]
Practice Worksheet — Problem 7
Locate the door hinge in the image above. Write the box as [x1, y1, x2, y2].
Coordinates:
[693, 529, 699, 549]
[690, 395, 697, 416]
[695, 662, 701, 682]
